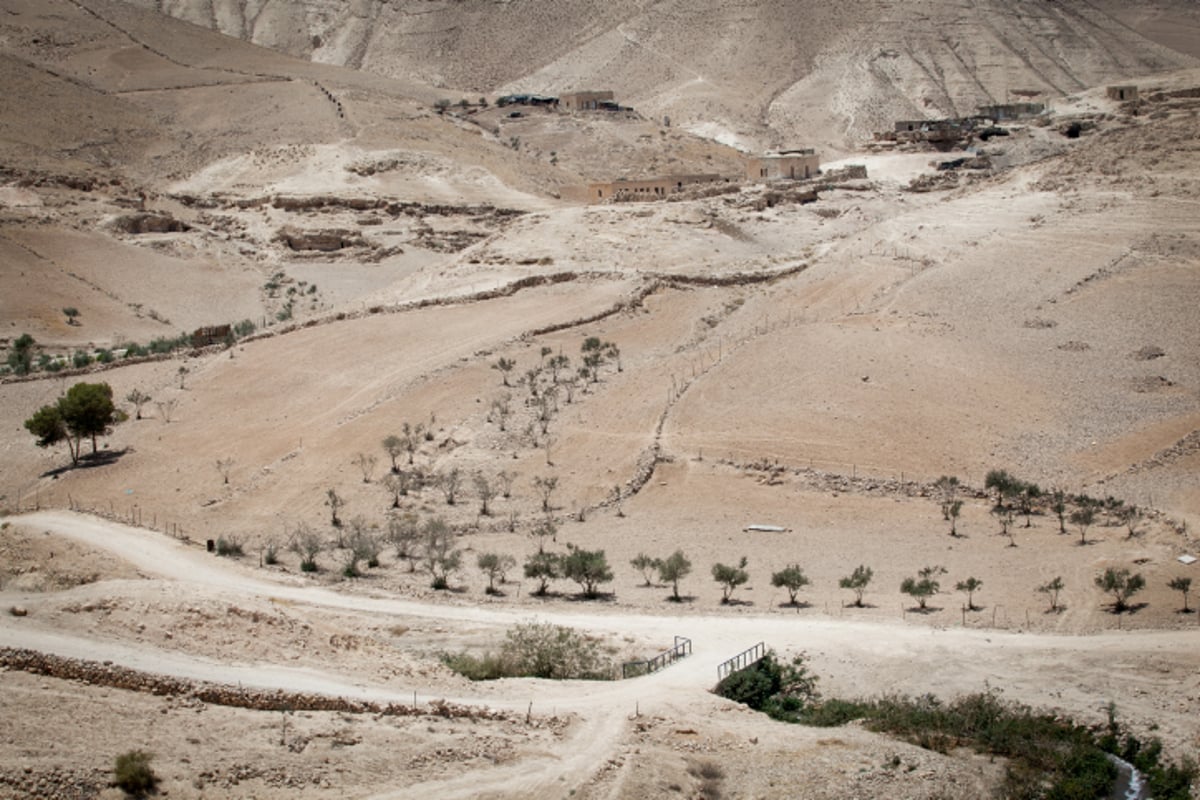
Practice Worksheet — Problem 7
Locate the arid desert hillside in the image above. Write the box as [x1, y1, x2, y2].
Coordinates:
[1, 2, 1199, 799]
[127, 0, 1200, 151]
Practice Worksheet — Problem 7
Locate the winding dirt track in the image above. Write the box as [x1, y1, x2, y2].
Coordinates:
[4, 511, 1199, 798]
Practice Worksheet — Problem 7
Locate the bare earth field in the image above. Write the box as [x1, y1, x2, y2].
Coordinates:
[1, 1, 1199, 798]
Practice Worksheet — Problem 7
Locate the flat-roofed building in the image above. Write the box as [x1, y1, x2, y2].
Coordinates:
[745, 149, 819, 182]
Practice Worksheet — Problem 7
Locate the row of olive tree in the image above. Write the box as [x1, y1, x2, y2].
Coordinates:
[270, 512, 1191, 614]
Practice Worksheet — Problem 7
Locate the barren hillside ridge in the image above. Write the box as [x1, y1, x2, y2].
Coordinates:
[126, 0, 1198, 151]
[1, 1, 1199, 799]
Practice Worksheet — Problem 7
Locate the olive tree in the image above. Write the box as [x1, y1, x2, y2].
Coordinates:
[478, 552, 516, 595]
[385, 512, 421, 572]
[533, 475, 558, 512]
[1038, 576, 1065, 613]
[839, 565, 873, 607]
[126, 388, 152, 420]
[423, 517, 461, 589]
[658, 550, 692, 601]
[1095, 567, 1144, 613]
[712, 557, 749, 604]
[1070, 506, 1096, 545]
[289, 523, 323, 572]
[524, 550, 561, 596]
[1167, 576, 1192, 613]
[956, 577, 983, 611]
[382, 434, 404, 473]
[631, 553, 661, 586]
[901, 565, 947, 610]
[473, 472, 497, 516]
[561, 544, 613, 598]
[770, 564, 810, 606]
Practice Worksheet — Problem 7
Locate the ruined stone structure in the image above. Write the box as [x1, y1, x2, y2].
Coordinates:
[191, 325, 232, 348]
[1107, 85, 1139, 102]
[976, 102, 1045, 121]
[745, 149, 819, 182]
[560, 90, 615, 111]
[588, 174, 724, 203]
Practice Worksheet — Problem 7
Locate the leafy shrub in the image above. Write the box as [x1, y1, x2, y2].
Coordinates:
[714, 651, 819, 717]
[733, 680, 1192, 800]
[263, 541, 279, 565]
[113, 749, 157, 794]
[215, 536, 244, 557]
[442, 621, 616, 681]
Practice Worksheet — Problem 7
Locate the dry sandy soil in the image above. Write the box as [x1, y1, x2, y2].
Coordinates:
[2, 1, 1200, 798]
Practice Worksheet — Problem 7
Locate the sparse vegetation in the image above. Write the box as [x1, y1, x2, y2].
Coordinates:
[1038, 576, 1065, 613]
[24, 381, 118, 466]
[770, 563, 810, 606]
[631, 553, 660, 586]
[352, 452, 377, 483]
[901, 565, 946, 610]
[1096, 567, 1145, 613]
[533, 475, 558, 512]
[1070, 506, 1096, 545]
[1168, 576, 1192, 612]
[215, 536, 244, 557]
[325, 487, 344, 527]
[422, 517, 461, 590]
[523, 550, 561, 596]
[439, 466, 462, 505]
[290, 523, 322, 572]
[126, 389, 151, 420]
[956, 577, 982, 611]
[492, 356, 516, 386]
[840, 565, 873, 607]
[658, 550, 692, 601]
[113, 749, 157, 795]
[7, 333, 35, 375]
[712, 557, 749, 604]
[561, 544, 613, 598]
[385, 512, 421, 571]
[442, 621, 615, 681]
[477, 552, 516, 594]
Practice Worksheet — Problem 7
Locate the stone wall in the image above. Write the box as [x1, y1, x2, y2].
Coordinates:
[0, 647, 510, 720]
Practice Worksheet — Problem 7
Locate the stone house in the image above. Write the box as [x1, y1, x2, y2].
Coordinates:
[1107, 85, 1138, 102]
[588, 174, 723, 203]
[744, 149, 819, 182]
[560, 91, 616, 111]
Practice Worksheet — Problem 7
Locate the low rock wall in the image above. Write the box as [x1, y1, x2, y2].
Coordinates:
[0, 647, 510, 720]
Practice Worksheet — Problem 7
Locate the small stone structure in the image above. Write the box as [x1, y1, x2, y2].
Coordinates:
[191, 325, 232, 348]
[496, 93, 558, 107]
[560, 90, 615, 111]
[588, 174, 724, 203]
[1107, 85, 1139, 102]
[976, 102, 1045, 121]
[745, 149, 819, 182]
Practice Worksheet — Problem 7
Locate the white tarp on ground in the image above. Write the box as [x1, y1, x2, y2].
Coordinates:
[744, 524, 789, 533]
[1178, 554, 1197, 565]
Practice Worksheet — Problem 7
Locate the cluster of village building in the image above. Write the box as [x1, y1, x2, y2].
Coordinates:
[500, 84, 1137, 204]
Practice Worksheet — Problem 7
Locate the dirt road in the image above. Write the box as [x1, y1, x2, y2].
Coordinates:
[4, 510, 1199, 797]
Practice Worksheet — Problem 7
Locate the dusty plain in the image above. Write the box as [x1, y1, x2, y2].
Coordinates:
[1, 1, 1199, 798]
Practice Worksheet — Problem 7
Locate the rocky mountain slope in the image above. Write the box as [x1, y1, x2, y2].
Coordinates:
[125, 0, 1198, 151]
